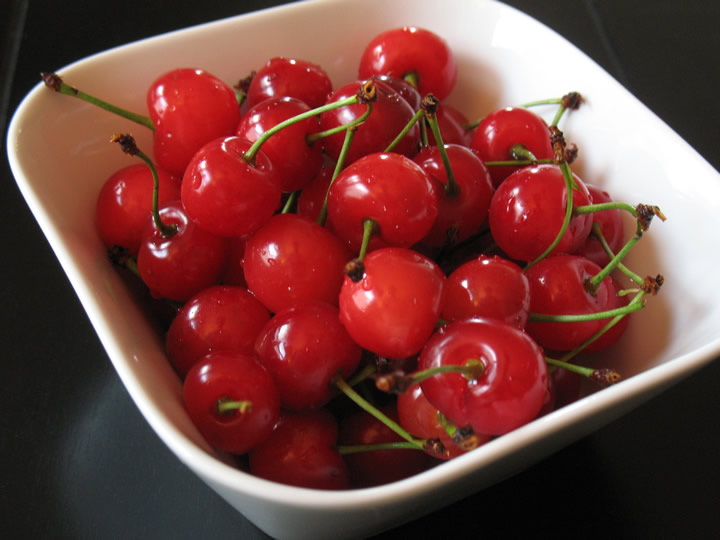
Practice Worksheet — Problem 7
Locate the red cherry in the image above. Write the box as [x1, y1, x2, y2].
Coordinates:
[470, 107, 554, 187]
[95, 163, 180, 256]
[442, 255, 530, 329]
[165, 285, 271, 378]
[327, 152, 438, 253]
[136, 200, 228, 302]
[489, 164, 593, 262]
[147, 68, 241, 176]
[338, 406, 436, 487]
[419, 318, 548, 436]
[246, 57, 333, 110]
[319, 80, 420, 166]
[397, 383, 491, 460]
[524, 255, 618, 351]
[254, 301, 362, 410]
[358, 26, 458, 101]
[582, 277, 631, 352]
[412, 144, 493, 248]
[339, 247, 446, 359]
[249, 409, 349, 490]
[427, 104, 472, 147]
[296, 163, 335, 224]
[181, 136, 281, 238]
[243, 213, 353, 313]
[371, 74, 422, 111]
[574, 183, 626, 267]
[183, 351, 280, 455]
[236, 96, 323, 192]
[221, 234, 250, 287]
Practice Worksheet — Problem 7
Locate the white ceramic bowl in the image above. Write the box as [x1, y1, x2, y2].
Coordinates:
[7, 0, 720, 538]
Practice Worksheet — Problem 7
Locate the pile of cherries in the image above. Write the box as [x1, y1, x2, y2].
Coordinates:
[47, 26, 665, 490]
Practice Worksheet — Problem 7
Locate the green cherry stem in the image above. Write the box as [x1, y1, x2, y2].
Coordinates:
[591, 223, 644, 286]
[524, 160, 575, 270]
[332, 375, 426, 451]
[216, 398, 253, 415]
[423, 95, 461, 199]
[111, 133, 177, 238]
[243, 94, 363, 165]
[374, 360, 485, 394]
[281, 191, 299, 214]
[337, 441, 423, 455]
[484, 158, 555, 167]
[385, 108, 423, 153]
[436, 412, 480, 451]
[42, 72, 155, 131]
[316, 125, 359, 227]
[545, 357, 621, 385]
[528, 300, 645, 323]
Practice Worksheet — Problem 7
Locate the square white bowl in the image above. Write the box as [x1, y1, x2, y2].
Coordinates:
[7, 0, 720, 538]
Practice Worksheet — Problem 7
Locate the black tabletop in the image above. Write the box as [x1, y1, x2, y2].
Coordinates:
[2, 1, 720, 538]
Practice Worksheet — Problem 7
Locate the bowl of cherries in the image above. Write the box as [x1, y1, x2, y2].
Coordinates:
[7, 0, 720, 538]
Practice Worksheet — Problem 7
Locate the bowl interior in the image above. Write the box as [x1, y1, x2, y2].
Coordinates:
[8, 0, 720, 538]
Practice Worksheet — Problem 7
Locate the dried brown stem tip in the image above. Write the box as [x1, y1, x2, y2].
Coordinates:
[453, 425, 480, 451]
[564, 142, 579, 164]
[357, 80, 378, 104]
[549, 125, 566, 163]
[420, 93, 440, 116]
[561, 91, 583, 110]
[111, 133, 139, 156]
[374, 371, 414, 394]
[423, 438, 447, 458]
[234, 71, 255, 93]
[643, 274, 664, 295]
[591, 368, 622, 385]
[636, 204, 667, 231]
[41, 72, 65, 92]
[344, 258, 366, 282]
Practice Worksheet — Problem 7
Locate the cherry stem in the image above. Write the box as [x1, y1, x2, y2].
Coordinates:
[528, 300, 645, 323]
[281, 191, 299, 214]
[385, 108, 423, 153]
[403, 71, 419, 89]
[436, 412, 480, 451]
[591, 223, 644, 285]
[544, 357, 621, 385]
[586, 230, 642, 293]
[111, 133, 177, 238]
[331, 375, 426, 451]
[510, 144, 538, 162]
[316, 126, 359, 227]
[524, 160, 575, 270]
[41, 72, 155, 131]
[243, 94, 362, 164]
[357, 218, 378, 262]
[484, 158, 555, 167]
[216, 397, 253, 415]
[374, 360, 485, 395]
[336, 441, 423, 455]
[422, 94, 461, 198]
[558, 290, 646, 362]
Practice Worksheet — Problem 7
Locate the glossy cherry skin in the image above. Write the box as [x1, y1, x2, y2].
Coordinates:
[254, 301, 362, 410]
[246, 56, 333, 110]
[327, 152, 438, 253]
[249, 409, 349, 490]
[371, 74, 422, 111]
[165, 285, 271, 378]
[358, 26, 458, 101]
[338, 406, 436, 487]
[419, 318, 548, 436]
[95, 163, 180, 256]
[243, 213, 353, 314]
[339, 247, 446, 359]
[574, 183, 626, 267]
[412, 144, 494, 248]
[236, 96, 323, 192]
[470, 107, 554, 187]
[147, 68, 241, 176]
[319, 80, 420, 166]
[183, 351, 280, 455]
[489, 164, 593, 262]
[136, 200, 228, 302]
[524, 255, 618, 351]
[181, 136, 281, 238]
[442, 255, 530, 329]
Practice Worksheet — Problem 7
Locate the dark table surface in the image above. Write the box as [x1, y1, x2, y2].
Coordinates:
[2, 1, 720, 538]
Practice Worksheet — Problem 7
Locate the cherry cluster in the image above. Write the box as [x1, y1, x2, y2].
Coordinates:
[47, 25, 665, 490]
